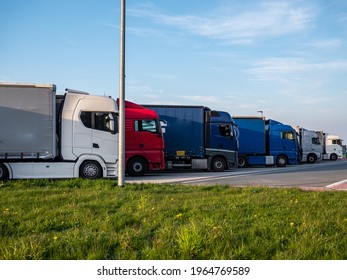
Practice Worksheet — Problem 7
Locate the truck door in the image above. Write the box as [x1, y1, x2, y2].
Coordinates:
[135, 119, 163, 153]
[75, 111, 118, 163]
[91, 112, 118, 163]
[282, 131, 298, 150]
[209, 124, 231, 148]
[277, 130, 299, 163]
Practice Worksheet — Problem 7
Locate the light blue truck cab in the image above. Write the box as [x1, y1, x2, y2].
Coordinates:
[144, 105, 238, 171]
[233, 116, 300, 167]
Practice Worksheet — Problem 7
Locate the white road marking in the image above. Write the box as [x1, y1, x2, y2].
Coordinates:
[325, 179, 347, 189]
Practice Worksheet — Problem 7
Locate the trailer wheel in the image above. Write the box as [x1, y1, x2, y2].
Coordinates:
[330, 153, 338, 161]
[237, 156, 248, 168]
[127, 157, 147, 176]
[79, 161, 102, 179]
[307, 154, 316, 163]
[276, 155, 288, 167]
[211, 157, 227, 172]
[0, 163, 9, 180]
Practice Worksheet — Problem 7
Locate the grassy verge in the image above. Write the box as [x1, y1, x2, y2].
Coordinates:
[0, 179, 346, 260]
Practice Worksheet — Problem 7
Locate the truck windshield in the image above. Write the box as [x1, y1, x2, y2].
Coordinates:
[333, 139, 343, 145]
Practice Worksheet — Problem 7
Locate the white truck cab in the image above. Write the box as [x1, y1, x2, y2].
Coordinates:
[316, 131, 343, 161]
[324, 134, 343, 160]
[295, 126, 322, 163]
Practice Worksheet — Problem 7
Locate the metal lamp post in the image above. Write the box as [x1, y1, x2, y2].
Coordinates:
[118, 0, 126, 187]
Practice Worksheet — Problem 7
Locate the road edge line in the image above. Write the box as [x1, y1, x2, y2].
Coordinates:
[325, 179, 347, 189]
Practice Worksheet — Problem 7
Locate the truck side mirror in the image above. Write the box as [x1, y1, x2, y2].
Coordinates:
[160, 120, 167, 134]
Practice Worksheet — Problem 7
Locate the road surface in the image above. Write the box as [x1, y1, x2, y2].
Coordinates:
[126, 159, 347, 190]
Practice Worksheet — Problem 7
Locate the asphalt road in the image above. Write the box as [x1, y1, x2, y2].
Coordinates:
[126, 159, 347, 189]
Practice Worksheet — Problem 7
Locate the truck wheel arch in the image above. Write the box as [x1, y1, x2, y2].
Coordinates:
[0, 163, 9, 180]
[307, 153, 317, 163]
[237, 156, 248, 168]
[211, 156, 227, 172]
[74, 155, 107, 178]
[79, 160, 103, 179]
[276, 155, 288, 167]
[330, 153, 338, 161]
[127, 157, 148, 176]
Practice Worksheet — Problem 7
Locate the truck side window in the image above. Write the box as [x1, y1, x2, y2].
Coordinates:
[219, 124, 233, 137]
[312, 138, 321, 145]
[135, 120, 158, 133]
[281, 131, 295, 140]
[80, 111, 92, 129]
[80, 111, 117, 133]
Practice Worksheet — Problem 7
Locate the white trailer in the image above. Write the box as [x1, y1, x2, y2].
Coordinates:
[315, 131, 343, 161]
[0, 82, 118, 179]
[294, 126, 322, 163]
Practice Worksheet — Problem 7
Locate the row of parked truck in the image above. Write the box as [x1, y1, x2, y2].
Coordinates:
[0, 82, 344, 179]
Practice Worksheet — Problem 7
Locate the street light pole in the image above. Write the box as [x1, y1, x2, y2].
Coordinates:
[257, 110, 264, 118]
[118, 0, 126, 187]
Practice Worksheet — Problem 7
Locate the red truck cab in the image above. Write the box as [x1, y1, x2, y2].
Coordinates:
[118, 100, 165, 176]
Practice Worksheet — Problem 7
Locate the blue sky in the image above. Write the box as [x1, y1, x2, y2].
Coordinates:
[1, 0, 346, 141]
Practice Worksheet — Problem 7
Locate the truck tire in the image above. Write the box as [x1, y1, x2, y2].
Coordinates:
[211, 157, 227, 172]
[0, 163, 9, 180]
[276, 155, 288, 167]
[79, 161, 102, 179]
[127, 157, 147, 176]
[330, 153, 338, 161]
[307, 154, 316, 164]
[237, 156, 248, 168]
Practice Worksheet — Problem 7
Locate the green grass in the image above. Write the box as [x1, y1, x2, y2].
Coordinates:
[0, 179, 346, 260]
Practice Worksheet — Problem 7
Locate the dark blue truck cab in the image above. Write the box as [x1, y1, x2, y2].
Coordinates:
[144, 105, 238, 171]
[233, 116, 300, 167]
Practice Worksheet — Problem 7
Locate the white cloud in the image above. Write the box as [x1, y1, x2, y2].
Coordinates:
[294, 95, 329, 105]
[181, 95, 224, 104]
[247, 57, 347, 82]
[145, 73, 177, 81]
[0, 70, 22, 82]
[129, 1, 315, 44]
[303, 39, 344, 49]
[127, 26, 168, 39]
[102, 23, 118, 29]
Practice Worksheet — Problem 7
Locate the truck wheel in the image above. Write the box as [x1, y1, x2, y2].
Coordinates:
[211, 157, 227, 172]
[307, 154, 316, 164]
[79, 161, 102, 179]
[238, 156, 248, 168]
[276, 155, 288, 167]
[127, 158, 147, 176]
[330, 153, 338, 161]
[0, 163, 9, 180]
